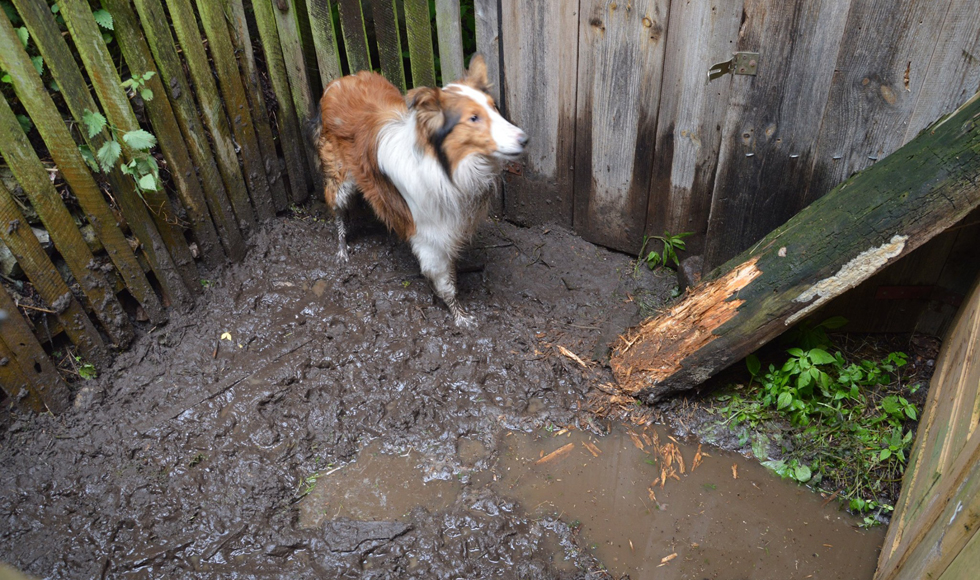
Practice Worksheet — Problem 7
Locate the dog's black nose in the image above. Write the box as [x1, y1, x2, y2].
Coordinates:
[518, 132, 529, 147]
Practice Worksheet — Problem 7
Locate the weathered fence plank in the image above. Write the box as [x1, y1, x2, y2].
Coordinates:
[611, 93, 980, 402]
[59, 0, 200, 303]
[574, 0, 670, 252]
[0, 286, 70, 413]
[0, 180, 107, 366]
[435, 0, 465, 84]
[404, 0, 436, 87]
[305, 0, 344, 88]
[0, 336, 45, 412]
[701, 0, 853, 272]
[500, 0, 578, 227]
[367, 0, 407, 91]
[251, 0, 314, 204]
[17, 0, 190, 310]
[0, 91, 133, 349]
[473, 0, 500, 104]
[106, 0, 227, 267]
[194, 0, 277, 221]
[904, 0, 980, 140]
[337, 0, 372, 73]
[271, 0, 318, 124]
[159, 0, 258, 232]
[804, 0, 952, 209]
[129, 0, 246, 261]
[645, 0, 744, 256]
[226, 0, 293, 212]
[0, 6, 165, 326]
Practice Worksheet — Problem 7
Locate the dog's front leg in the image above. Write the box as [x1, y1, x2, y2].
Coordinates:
[410, 238, 475, 328]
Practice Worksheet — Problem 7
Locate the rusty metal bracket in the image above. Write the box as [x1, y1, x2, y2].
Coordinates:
[708, 52, 760, 81]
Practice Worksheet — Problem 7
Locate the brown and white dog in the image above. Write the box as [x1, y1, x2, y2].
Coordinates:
[313, 55, 527, 327]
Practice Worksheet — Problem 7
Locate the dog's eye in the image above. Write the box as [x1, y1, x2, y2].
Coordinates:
[469, 115, 480, 123]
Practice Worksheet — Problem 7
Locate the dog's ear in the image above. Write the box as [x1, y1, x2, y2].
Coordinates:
[461, 54, 489, 92]
[407, 86, 445, 135]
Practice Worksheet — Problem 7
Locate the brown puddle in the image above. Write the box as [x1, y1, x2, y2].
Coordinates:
[493, 424, 886, 580]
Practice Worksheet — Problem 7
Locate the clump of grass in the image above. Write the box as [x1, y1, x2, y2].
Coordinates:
[712, 318, 923, 526]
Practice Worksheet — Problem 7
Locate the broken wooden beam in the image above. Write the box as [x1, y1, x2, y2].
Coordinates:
[612, 92, 980, 402]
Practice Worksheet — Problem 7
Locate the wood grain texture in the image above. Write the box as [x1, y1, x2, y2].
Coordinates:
[107, 0, 227, 267]
[306, 0, 344, 87]
[337, 0, 372, 73]
[574, 0, 670, 252]
[904, 0, 980, 141]
[195, 0, 277, 221]
[645, 0, 743, 256]
[804, 0, 953, 208]
[0, 286, 70, 413]
[435, 0, 465, 84]
[15, 0, 180, 315]
[57, 0, 200, 306]
[367, 0, 407, 91]
[159, 0, 257, 233]
[255, 0, 318, 203]
[404, 0, 436, 87]
[500, 0, 578, 227]
[273, 0, 318, 123]
[129, 0, 246, 261]
[702, 0, 853, 272]
[473, 0, 501, 104]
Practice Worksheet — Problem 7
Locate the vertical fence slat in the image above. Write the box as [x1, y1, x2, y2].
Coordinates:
[193, 0, 277, 221]
[0, 286, 70, 413]
[225, 0, 295, 211]
[59, 0, 200, 304]
[367, 0, 407, 91]
[404, 0, 436, 87]
[0, 91, 133, 349]
[0, 180, 107, 366]
[0, 336, 46, 413]
[337, 0, 372, 73]
[271, 0, 318, 123]
[251, 0, 315, 204]
[435, 0, 465, 84]
[118, 0, 247, 262]
[474, 0, 501, 104]
[104, 0, 227, 268]
[0, 9, 164, 326]
[158, 0, 258, 231]
[306, 0, 344, 87]
[14, 0, 186, 315]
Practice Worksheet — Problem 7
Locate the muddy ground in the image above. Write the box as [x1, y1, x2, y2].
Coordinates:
[0, 216, 886, 579]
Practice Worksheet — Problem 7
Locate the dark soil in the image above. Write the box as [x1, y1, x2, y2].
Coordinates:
[0, 216, 674, 579]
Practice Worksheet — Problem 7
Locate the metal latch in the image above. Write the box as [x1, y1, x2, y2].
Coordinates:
[708, 52, 760, 81]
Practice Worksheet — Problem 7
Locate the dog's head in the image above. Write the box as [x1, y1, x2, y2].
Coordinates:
[408, 55, 527, 178]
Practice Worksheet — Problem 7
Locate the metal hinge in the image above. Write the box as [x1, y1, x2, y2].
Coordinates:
[708, 52, 760, 81]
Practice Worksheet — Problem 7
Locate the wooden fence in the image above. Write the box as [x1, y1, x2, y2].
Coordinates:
[874, 270, 980, 580]
[0, 0, 477, 412]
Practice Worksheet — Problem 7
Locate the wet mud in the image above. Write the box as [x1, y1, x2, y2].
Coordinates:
[0, 217, 884, 579]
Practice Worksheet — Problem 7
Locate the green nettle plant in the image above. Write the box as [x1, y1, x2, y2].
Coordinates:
[637, 231, 692, 271]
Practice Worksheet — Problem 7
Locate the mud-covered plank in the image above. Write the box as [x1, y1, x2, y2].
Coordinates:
[103, 0, 226, 267]
[15, 0, 186, 311]
[126, 0, 246, 261]
[59, 0, 200, 303]
[226, 0, 294, 211]
[611, 93, 980, 403]
[366, 0, 406, 91]
[499, 0, 577, 227]
[804, 0, 953, 209]
[0, 93, 133, 350]
[0, 181, 107, 366]
[305, 0, 344, 87]
[904, 0, 980, 140]
[702, 0, 853, 272]
[435, 0, 464, 84]
[0, 334, 45, 413]
[253, 0, 315, 203]
[194, 0, 276, 221]
[574, 0, 669, 253]
[404, 0, 436, 87]
[159, 0, 257, 231]
[0, 287, 69, 413]
[337, 0, 372, 73]
[645, 0, 743, 256]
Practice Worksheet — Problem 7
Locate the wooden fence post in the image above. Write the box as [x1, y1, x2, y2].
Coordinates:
[336, 0, 372, 73]
[404, 0, 436, 87]
[435, 0, 465, 83]
[367, 0, 408, 91]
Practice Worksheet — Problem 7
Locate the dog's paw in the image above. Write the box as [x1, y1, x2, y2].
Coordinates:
[336, 246, 350, 262]
[453, 311, 477, 328]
